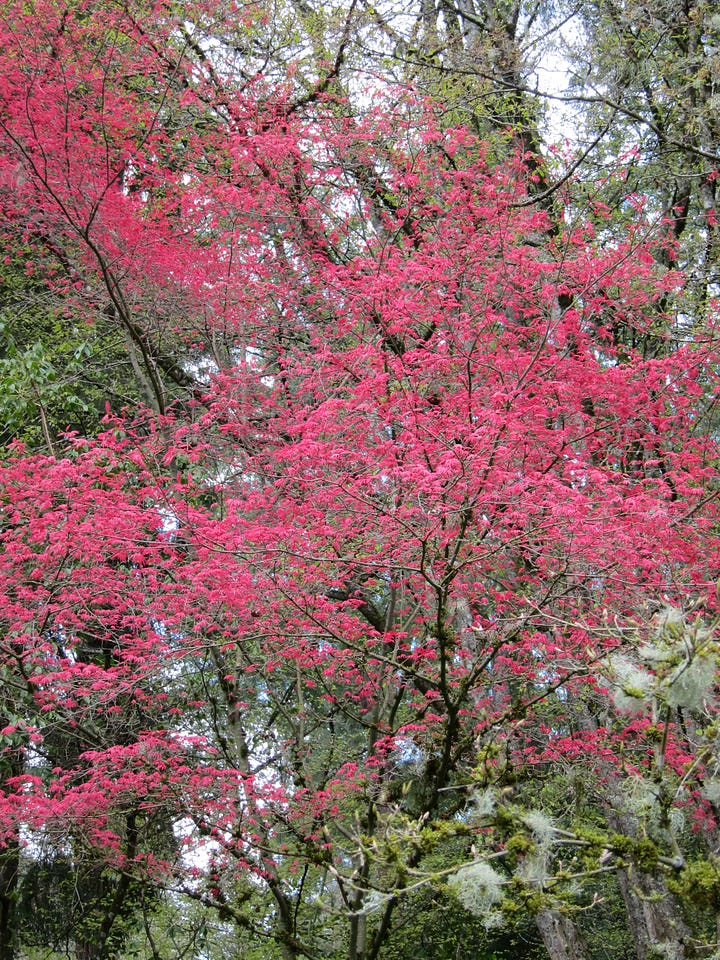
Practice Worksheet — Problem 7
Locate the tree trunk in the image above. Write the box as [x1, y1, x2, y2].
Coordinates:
[616, 867, 695, 960]
[0, 840, 18, 960]
[536, 909, 590, 960]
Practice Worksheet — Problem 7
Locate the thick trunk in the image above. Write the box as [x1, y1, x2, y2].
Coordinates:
[535, 909, 590, 960]
[616, 867, 695, 960]
[575, 707, 698, 960]
[0, 840, 18, 960]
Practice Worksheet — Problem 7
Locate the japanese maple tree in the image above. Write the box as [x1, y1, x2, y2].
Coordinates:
[0, 2, 719, 960]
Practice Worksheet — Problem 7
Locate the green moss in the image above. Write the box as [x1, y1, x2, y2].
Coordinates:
[633, 839, 660, 872]
[668, 860, 720, 910]
[505, 834, 535, 866]
[494, 806, 516, 831]
[609, 833, 634, 857]
[575, 828, 607, 853]
[643, 725, 664, 744]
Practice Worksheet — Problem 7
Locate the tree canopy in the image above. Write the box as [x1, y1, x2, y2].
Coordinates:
[0, 2, 719, 959]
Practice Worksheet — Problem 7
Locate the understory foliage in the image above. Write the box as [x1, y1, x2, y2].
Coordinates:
[0, 2, 719, 960]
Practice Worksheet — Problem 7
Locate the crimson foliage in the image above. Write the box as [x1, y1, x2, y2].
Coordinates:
[0, 2, 719, 958]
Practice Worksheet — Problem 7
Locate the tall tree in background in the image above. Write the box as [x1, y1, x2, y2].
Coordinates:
[564, 0, 719, 305]
[0, 2, 719, 960]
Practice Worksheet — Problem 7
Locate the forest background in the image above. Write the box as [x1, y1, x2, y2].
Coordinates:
[0, 0, 720, 958]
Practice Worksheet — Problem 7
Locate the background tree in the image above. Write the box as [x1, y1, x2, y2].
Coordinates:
[561, 0, 719, 305]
